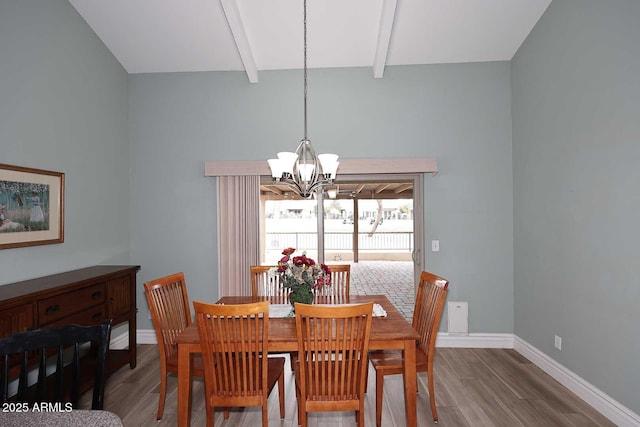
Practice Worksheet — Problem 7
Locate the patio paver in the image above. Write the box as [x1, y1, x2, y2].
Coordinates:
[348, 260, 415, 321]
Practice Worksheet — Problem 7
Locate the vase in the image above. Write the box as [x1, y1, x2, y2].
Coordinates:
[289, 286, 314, 312]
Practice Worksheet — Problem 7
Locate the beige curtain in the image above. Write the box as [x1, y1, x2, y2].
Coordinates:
[217, 175, 260, 296]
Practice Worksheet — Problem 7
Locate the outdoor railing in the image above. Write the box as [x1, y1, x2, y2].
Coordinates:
[265, 231, 414, 253]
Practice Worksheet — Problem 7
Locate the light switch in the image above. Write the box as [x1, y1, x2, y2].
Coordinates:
[431, 240, 439, 252]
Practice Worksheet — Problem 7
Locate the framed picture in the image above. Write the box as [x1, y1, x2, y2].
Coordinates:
[0, 163, 64, 249]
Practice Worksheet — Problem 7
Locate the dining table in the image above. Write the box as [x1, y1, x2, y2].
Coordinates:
[175, 294, 420, 427]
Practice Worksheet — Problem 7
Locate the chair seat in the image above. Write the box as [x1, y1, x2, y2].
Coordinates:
[369, 345, 429, 374]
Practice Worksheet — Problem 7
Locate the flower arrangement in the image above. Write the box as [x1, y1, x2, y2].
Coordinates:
[274, 247, 331, 308]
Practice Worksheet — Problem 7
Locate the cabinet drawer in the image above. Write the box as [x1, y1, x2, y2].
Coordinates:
[44, 306, 107, 328]
[38, 283, 106, 325]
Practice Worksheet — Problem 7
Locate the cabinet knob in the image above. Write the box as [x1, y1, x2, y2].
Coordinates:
[109, 298, 115, 304]
[91, 291, 103, 300]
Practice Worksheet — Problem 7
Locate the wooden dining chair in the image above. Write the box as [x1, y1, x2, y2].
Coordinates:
[250, 265, 289, 303]
[315, 263, 350, 303]
[0, 320, 112, 410]
[193, 300, 285, 427]
[143, 272, 208, 420]
[294, 302, 374, 427]
[250, 265, 300, 370]
[369, 271, 449, 426]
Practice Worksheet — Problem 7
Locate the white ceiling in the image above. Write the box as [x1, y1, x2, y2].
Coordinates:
[69, 0, 552, 82]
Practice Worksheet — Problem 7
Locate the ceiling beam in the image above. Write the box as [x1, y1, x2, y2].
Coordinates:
[375, 184, 391, 194]
[394, 183, 413, 194]
[219, 0, 258, 83]
[372, 0, 398, 79]
[262, 185, 283, 195]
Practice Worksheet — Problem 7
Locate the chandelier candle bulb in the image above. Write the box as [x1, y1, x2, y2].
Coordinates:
[277, 152, 298, 176]
[267, 159, 283, 179]
[318, 153, 339, 178]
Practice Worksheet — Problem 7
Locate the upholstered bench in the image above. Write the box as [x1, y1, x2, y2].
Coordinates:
[1, 409, 124, 427]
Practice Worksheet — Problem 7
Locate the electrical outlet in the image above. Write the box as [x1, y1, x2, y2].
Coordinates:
[554, 335, 562, 350]
[431, 240, 440, 252]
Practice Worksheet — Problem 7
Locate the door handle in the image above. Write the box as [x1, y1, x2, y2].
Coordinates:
[412, 248, 421, 266]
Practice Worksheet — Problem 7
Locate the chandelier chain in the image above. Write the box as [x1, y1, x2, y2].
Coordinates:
[303, 0, 308, 140]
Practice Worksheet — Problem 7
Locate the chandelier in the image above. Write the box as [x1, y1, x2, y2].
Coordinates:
[267, 0, 339, 199]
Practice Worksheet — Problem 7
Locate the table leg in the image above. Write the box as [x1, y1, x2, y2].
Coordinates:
[177, 344, 192, 427]
[403, 339, 417, 427]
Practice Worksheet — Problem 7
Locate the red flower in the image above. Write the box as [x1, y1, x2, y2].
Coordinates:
[276, 248, 328, 291]
[292, 254, 316, 267]
[320, 263, 331, 275]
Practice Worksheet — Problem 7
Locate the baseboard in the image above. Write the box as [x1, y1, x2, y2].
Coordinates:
[436, 332, 514, 348]
[109, 331, 130, 349]
[514, 335, 640, 426]
[124, 329, 638, 426]
[110, 330, 157, 348]
[135, 329, 157, 345]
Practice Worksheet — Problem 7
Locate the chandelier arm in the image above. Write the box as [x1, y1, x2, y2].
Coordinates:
[280, 174, 333, 199]
[280, 176, 329, 199]
[283, 180, 303, 195]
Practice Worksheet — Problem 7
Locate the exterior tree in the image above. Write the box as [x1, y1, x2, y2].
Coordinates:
[368, 200, 383, 236]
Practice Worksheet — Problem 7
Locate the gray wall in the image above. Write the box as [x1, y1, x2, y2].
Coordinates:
[0, 0, 131, 284]
[129, 64, 514, 332]
[512, 0, 640, 413]
[5, 0, 636, 417]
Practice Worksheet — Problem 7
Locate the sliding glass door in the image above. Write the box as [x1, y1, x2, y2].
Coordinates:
[262, 197, 318, 263]
[260, 173, 424, 299]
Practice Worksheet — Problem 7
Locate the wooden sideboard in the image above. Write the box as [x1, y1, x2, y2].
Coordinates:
[0, 265, 140, 375]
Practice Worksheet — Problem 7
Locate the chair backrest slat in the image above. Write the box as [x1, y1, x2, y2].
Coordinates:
[0, 320, 112, 410]
[250, 266, 289, 303]
[1, 354, 9, 401]
[315, 264, 350, 304]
